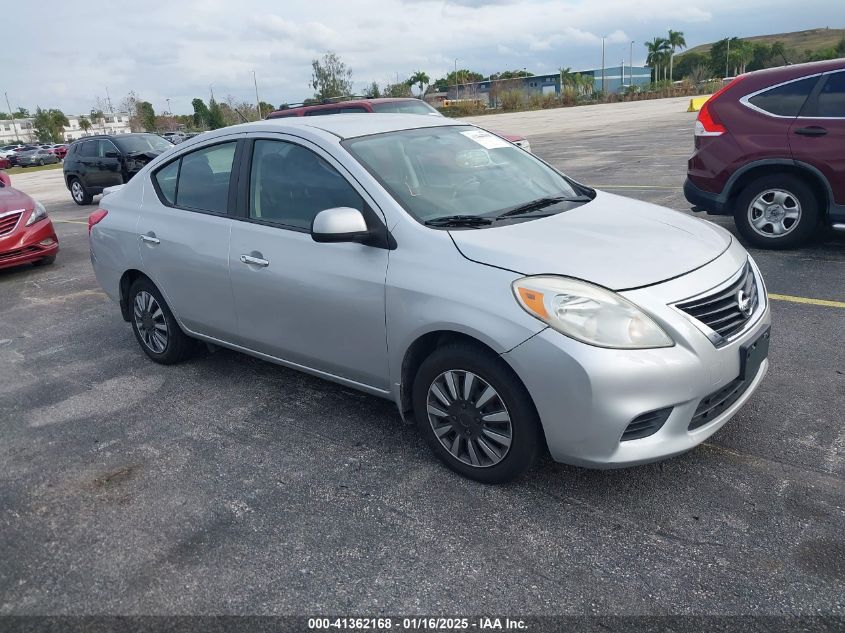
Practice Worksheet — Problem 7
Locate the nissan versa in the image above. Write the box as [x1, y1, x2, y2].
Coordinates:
[88, 114, 771, 483]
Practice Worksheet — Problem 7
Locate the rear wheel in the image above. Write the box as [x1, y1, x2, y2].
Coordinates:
[70, 178, 93, 205]
[734, 174, 819, 249]
[412, 343, 542, 483]
[128, 278, 196, 364]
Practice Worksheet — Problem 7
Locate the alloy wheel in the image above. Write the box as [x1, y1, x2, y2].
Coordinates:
[747, 189, 801, 238]
[133, 291, 169, 353]
[71, 181, 84, 203]
[426, 370, 512, 468]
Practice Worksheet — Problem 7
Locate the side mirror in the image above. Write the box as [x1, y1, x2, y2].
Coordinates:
[0, 171, 10, 188]
[311, 207, 370, 244]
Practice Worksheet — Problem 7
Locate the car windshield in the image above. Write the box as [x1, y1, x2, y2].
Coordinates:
[114, 134, 172, 154]
[371, 100, 440, 115]
[343, 125, 584, 223]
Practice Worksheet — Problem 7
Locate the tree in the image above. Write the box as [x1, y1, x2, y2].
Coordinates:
[78, 116, 92, 134]
[667, 29, 687, 82]
[13, 107, 29, 119]
[383, 81, 412, 98]
[89, 108, 105, 132]
[207, 97, 225, 129]
[138, 101, 156, 131]
[407, 70, 430, 98]
[310, 51, 353, 101]
[258, 101, 275, 118]
[363, 81, 381, 98]
[191, 98, 210, 129]
[432, 70, 484, 92]
[645, 37, 671, 82]
[33, 107, 69, 142]
[490, 70, 533, 80]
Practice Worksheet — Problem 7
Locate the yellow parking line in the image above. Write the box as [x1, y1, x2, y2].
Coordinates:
[769, 293, 845, 309]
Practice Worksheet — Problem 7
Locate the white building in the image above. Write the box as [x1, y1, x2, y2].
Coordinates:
[0, 112, 133, 144]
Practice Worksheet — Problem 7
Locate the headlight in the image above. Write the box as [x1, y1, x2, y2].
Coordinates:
[25, 200, 47, 226]
[512, 276, 673, 349]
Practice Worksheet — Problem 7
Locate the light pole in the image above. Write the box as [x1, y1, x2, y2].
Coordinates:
[166, 98, 171, 115]
[725, 38, 730, 78]
[629, 41, 635, 86]
[600, 36, 606, 95]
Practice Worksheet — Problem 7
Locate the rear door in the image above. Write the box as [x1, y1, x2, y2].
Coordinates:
[790, 69, 845, 207]
[76, 140, 99, 188]
[138, 135, 243, 340]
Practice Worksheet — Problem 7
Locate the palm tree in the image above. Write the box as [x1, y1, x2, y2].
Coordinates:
[78, 116, 91, 135]
[667, 29, 687, 82]
[645, 37, 670, 83]
[770, 41, 789, 66]
[407, 71, 430, 98]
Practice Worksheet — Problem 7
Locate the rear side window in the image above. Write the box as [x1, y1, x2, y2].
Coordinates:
[341, 106, 368, 113]
[815, 72, 845, 117]
[153, 142, 236, 213]
[304, 108, 341, 116]
[154, 160, 179, 204]
[79, 141, 98, 157]
[747, 76, 818, 117]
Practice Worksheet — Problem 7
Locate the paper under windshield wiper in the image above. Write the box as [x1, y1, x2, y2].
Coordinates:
[495, 195, 591, 219]
[424, 215, 493, 227]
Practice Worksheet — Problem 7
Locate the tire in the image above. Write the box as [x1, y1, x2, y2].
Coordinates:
[32, 255, 56, 266]
[733, 174, 820, 249]
[37, 159, 44, 166]
[412, 343, 542, 483]
[128, 278, 196, 365]
[69, 177, 93, 205]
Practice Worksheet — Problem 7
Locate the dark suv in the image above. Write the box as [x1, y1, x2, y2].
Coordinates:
[684, 59, 844, 248]
[63, 133, 173, 205]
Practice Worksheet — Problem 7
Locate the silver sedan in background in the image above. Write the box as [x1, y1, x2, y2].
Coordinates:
[16, 148, 60, 167]
[88, 114, 771, 483]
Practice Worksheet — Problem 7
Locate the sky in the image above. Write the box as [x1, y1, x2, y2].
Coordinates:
[3, 0, 840, 116]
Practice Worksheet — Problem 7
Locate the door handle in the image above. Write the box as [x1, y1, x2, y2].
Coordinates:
[240, 254, 270, 267]
[794, 126, 828, 137]
[140, 234, 160, 245]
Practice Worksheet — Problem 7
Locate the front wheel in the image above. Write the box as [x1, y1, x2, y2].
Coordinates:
[412, 344, 542, 483]
[128, 278, 196, 365]
[734, 174, 819, 249]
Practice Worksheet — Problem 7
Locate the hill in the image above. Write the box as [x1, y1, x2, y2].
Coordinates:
[681, 27, 845, 57]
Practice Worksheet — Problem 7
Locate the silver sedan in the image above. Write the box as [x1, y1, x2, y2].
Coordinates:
[88, 114, 771, 483]
[16, 148, 59, 167]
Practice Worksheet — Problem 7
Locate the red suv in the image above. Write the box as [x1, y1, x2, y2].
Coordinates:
[267, 98, 532, 152]
[685, 59, 844, 248]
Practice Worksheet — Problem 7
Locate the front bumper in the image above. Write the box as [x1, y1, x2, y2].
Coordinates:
[504, 245, 771, 468]
[0, 218, 59, 270]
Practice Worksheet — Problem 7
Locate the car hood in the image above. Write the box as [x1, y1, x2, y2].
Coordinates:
[0, 184, 32, 213]
[449, 190, 732, 290]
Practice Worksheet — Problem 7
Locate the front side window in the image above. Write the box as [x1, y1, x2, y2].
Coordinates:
[343, 125, 581, 224]
[153, 142, 236, 213]
[79, 141, 97, 158]
[815, 72, 845, 117]
[748, 76, 818, 117]
[249, 139, 363, 229]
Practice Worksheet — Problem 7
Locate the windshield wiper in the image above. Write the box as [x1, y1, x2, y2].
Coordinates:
[424, 215, 493, 227]
[495, 195, 591, 219]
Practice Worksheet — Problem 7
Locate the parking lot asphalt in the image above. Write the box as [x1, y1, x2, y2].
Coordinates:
[1, 99, 843, 617]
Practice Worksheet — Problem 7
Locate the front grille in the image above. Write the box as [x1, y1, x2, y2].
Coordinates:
[676, 262, 759, 346]
[0, 211, 23, 236]
[621, 407, 673, 441]
[0, 246, 38, 262]
[689, 375, 753, 430]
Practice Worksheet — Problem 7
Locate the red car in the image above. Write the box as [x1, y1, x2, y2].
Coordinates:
[267, 97, 532, 152]
[51, 144, 68, 160]
[0, 157, 9, 169]
[0, 171, 59, 269]
[685, 59, 845, 248]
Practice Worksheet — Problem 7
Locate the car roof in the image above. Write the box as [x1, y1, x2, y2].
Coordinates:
[745, 58, 845, 83]
[216, 113, 461, 141]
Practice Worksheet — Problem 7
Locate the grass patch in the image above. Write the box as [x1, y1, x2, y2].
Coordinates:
[2, 163, 63, 175]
